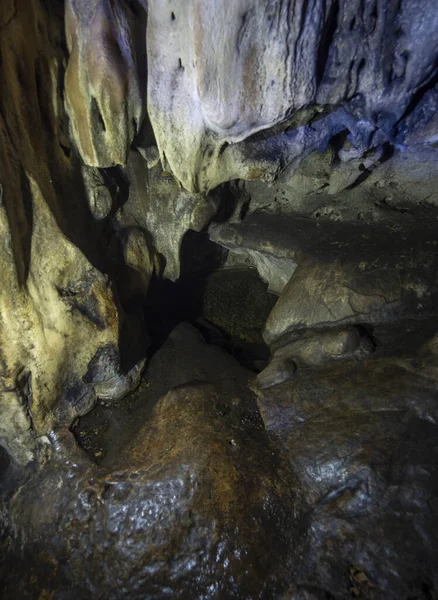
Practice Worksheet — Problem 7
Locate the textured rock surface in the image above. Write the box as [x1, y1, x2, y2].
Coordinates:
[147, 0, 438, 192]
[64, 0, 146, 166]
[256, 351, 438, 599]
[1, 382, 301, 599]
[262, 217, 438, 347]
[62, 0, 438, 194]
[74, 322, 259, 466]
[2, 0, 438, 598]
[0, 0, 144, 465]
[117, 150, 217, 281]
[3, 318, 438, 598]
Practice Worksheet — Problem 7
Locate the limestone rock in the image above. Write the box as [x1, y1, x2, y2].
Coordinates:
[256, 326, 373, 390]
[117, 150, 217, 281]
[263, 220, 438, 347]
[265, 257, 401, 346]
[3, 1, 438, 597]
[147, 0, 438, 192]
[209, 214, 301, 295]
[65, 0, 146, 167]
[256, 356, 297, 390]
[74, 322, 259, 467]
[256, 354, 438, 598]
[62, 0, 438, 198]
[0, 0, 140, 465]
[81, 165, 113, 219]
[213, 143, 438, 240]
[1, 382, 301, 599]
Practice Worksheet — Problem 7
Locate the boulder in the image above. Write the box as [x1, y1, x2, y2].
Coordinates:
[263, 220, 438, 347]
[257, 353, 438, 598]
[1, 381, 302, 599]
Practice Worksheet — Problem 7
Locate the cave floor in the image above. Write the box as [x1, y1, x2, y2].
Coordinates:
[73, 267, 276, 468]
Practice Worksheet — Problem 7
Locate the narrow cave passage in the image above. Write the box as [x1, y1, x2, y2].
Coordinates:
[73, 228, 277, 467]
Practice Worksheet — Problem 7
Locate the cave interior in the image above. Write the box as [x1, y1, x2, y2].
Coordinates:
[1, 1, 438, 598]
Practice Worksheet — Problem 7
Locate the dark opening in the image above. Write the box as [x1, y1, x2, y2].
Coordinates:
[90, 97, 106, 133]
[0, 446, 11, 482]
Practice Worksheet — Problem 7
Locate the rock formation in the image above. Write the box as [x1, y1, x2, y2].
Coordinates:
[1, 0, 438, 598]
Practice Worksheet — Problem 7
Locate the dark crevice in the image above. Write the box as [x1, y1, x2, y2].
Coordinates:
[330, 128, 350, 166]
[236, 10, 249, 51]
[316, 0, 339, 85]
[354, 324, 377, 352]
[421, 581, 433, 600]
[218, 141, 228, 156]
[0, 446, 11, 484]
[357, 57, 366, 81]
[59, 142, 71, 157]
[396, 61, 438, 126]
[94, 169, 148, 373]
[132, 117, 138, 135]
[346, 142, 394, 189]
[378, 141, 395, 164]
[143, 231, 225, 355]
[366, 0, 378, 33]
[346, 167, 372, 189]
[90, 97, 106, 133]
[130, 0, 148, 108]
[211, 182, 241, 223]
[125, 0, 143, 19]
[103, 166, 129, 218]
[240, 198, 251, 220]
[15, 60, 26, 90]
[35, 55, 52, 135]
[143, 230, 272, 372]
[300, 0, 310, 33]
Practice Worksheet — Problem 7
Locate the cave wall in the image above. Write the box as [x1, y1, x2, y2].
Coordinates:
[147, 0, 438, 192]
[0, 0, 140, 464]
[64, 0, 438, 192]
[2, 0, 438, 465]
[62, 0, 438, 291]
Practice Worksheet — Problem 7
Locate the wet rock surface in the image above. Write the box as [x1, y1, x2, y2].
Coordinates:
[74, 321, 259, 466]
[1, 371, 302, 599]
[3, 315, 438, 599]
[256, 351, 438, 599]
[2, 0, 438, 598]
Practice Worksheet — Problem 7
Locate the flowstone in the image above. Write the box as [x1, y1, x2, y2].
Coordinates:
[2, 0, 438, 598]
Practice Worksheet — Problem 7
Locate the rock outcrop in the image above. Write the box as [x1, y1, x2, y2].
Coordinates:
[147, 0, 438, 192]
[1, 327, 301, 599]
[256, 351, 438, 599]
[64, 0, 145, 167]
[0, 0, 145, 466]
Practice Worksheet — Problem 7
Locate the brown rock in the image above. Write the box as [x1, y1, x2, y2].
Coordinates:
[0, 0, 141, 465]
[65, 0, 145, 167]
[2, 382, 302, 599]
